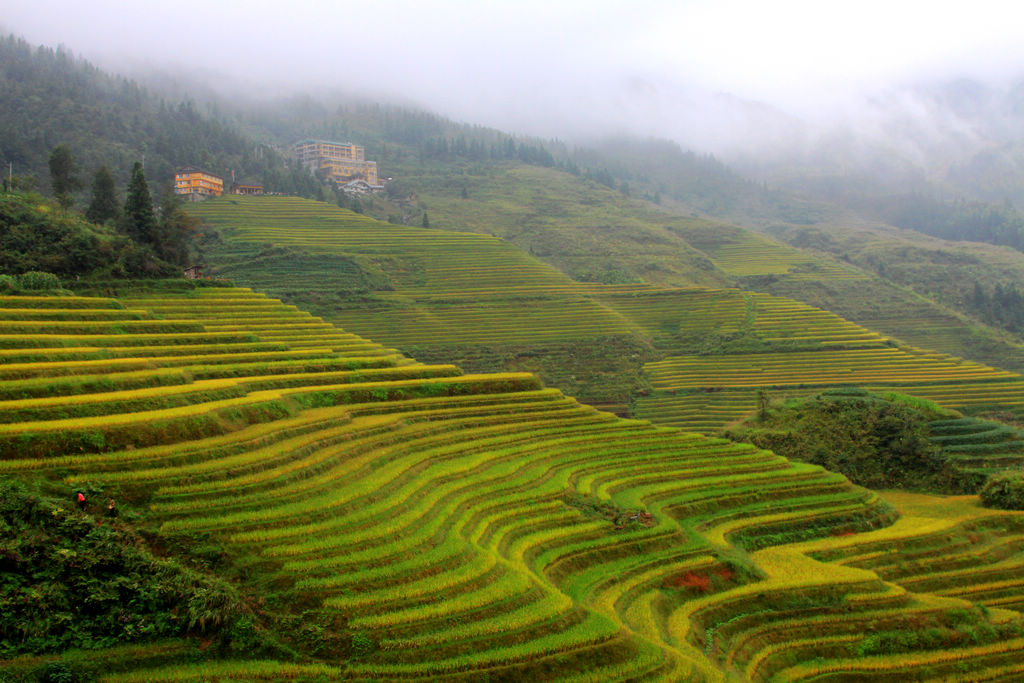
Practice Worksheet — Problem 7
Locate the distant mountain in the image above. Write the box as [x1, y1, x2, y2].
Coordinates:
[723, 76, 1024, 207]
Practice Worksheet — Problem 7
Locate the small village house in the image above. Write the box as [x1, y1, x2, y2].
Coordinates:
[231, 181, 263, 195]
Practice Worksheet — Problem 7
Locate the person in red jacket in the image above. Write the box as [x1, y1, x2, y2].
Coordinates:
[76, 491, 86, 511]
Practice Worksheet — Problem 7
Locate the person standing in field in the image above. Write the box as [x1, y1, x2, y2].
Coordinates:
[76, 491, 86, 511]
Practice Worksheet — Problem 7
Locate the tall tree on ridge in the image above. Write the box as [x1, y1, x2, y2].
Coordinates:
[48, 144, 81, 210]
[85, 165, 121, 225]
[121, 161, 157, 246]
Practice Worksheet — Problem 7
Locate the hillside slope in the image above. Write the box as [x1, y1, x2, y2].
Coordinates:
[761, 216, 1024, 372]
[194, 195, 662, 412]
[190, 196, 868, 414]
[355, 151, 1024, 383]
[192, 197, 1024, 442]
[7, 287, 1024, 681]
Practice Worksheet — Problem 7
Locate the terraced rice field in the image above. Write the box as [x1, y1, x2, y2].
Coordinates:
[925, 417, 1024, 486]
[192, 198, 875, 354]
[649, 348, 1015, 390]
[11, 289, 1023, 681]
[856, 309, 978, 353]
[703, 230, 867, 281]
[640, 349, 1024, 433]
[194, 196, 643, 347]
[330, 296, 638, 347]
[196, 196, 578, 297]
[636, 295, 1024, 433]
[583, 286, 748, 342]
[193, 198, 868, 354]
[635, 388, 822, 434]
[191, 197, 1024, 442]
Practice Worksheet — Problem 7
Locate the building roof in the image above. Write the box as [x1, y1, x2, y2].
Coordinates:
[176, 166, 222, 179]
[293, 139, 358, 148]
[341, 179, 385, 190]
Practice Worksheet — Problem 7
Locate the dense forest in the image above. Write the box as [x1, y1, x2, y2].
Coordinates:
[0, 33, 763, 216]
[863, 193, 1024, 251]
[0, 35, 319, 199]
[969, 281, 1024, 335]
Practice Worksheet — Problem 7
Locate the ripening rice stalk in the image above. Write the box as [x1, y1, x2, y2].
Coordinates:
[745, 634, 862, 681]
[346, 611, 621, 676]
[377, 586, 572, 649]
[349, 566, 538, 629]
[772, 636, 1024, 681]
[97, 660, 343, 682]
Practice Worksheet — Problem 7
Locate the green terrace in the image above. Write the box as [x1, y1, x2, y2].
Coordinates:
[12, 290, 1019, 681]
[639, 348, 1024, 434]
[188, 197, 1024, 454]
[702, 229, 867, 281]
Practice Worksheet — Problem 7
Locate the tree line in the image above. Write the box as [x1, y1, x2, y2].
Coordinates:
[1, 142, 199, 282]
[865, 193, 1024, 252]
[0, 34, 323, 200]
[969, 281, 1024, 336]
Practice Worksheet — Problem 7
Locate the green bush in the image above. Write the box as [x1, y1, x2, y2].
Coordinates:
[726, 390, 942, 490]
[350, 631, 378, 658]
[40, 661, 76, 683]
[0, 479, 247, 657]
[0, 274, 15, 292]
[980, 470, 1024, 510]
[16, 270, 61, 291]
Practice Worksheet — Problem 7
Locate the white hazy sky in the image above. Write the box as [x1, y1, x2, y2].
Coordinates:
[4, 0, 1024, 140]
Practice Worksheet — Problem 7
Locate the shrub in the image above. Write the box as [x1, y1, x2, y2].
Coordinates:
[0, 274, 15, 292]
[350, 631, 378, 658]
[17, 270, 61, 291]
[980, 470, 1024, 510]
[728, 390, 942, 490]
[0, 479, 248, 657]
[40, 661, 77, 683]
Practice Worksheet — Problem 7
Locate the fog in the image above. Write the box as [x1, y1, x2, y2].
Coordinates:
[5, 0, 1024, 159]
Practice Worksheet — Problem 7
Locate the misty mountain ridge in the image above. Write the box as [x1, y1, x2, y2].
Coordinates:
[717, 75, 1024, 207]
[469, 63, 1024, 209]
[6, 30, 1024, 256]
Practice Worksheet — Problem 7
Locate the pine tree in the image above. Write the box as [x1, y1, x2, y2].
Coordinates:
[121, 161, 157, 246]
[48, 145, 81, 210]
[85, 165, 121, 225]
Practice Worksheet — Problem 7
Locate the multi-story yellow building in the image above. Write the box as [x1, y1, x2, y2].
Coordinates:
[174, 167, 223, 199]
[293, 139, 380, 187]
